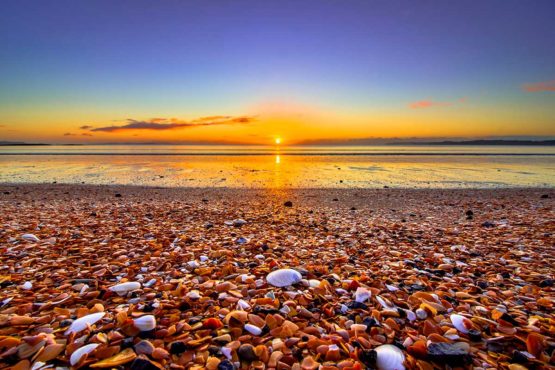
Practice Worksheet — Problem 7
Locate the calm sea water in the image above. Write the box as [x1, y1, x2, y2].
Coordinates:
[1, 145, 553, 188]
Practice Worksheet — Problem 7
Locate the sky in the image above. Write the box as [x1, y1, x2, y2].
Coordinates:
[0, 0, 554, 145]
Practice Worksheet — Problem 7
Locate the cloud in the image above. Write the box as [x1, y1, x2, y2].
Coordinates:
[409, 98, 467, 109]
[409, 100, 452, 109]
[81, 133, 93, 136]
[522, 80, 555, 92]
[79, 125, 93, 130]
[63, 132, 76, 136]
[90, 116, 255, 133]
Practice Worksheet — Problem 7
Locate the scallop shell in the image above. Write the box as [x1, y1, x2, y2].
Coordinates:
[266, 269, 302, 287]
[133, 315, 156, 331]
[108, 282, 141, 295]
[70, 343, 99, 366]
[374, 344, 406, 370]
[21, 234, 40, 242]
[450, 314, 472, 334]
[65, 312, 105, 335]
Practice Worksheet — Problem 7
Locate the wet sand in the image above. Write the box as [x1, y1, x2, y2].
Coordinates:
[0, 184, 554, 369]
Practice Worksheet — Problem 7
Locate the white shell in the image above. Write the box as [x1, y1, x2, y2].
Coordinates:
[374, 344, 406, 370]
[21, 234, 40, 242]
[244, 323, 262, 335]
[354, 287, 371, 303]
[415, 308, 427, 320]
[187, 290, 201, 299]
[21, 281, 33, 290]
[109, 282, 141, 295]
[376, 295, 395, 309]
[266, 269, 302, 287]
[308, 279, 321, 287]
[237, 299, 251, 310]
[65, 312, 105, 335]
[70, 343, 99, 366]
[450, 314, 471, 334]
[134, 315, 156, 331]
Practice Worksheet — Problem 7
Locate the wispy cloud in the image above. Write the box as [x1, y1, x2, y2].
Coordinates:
[522, 80, 555, 92]
[81, 133, 93, 136]
[63, 132, 76, 136]
[409, 98, 466, 109]
[90, 116, 255, 133]
[79, 125, 93, 130]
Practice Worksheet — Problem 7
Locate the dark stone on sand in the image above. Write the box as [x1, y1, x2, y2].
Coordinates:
[358, 349, 377, 368]
[130, 355, 164, 370]
[284, 200, 293, 207]
[427, 342, 470, 366]
[346, 301, 368, 310]
[481, 221, 494, 227]
[539, 279, 554, 287]
[541, 194, 549, 198]
[218, 360, 235, 370]
[238, 344, 258, 362]
[465, 210, 474, 217]
[115, 193, 122, 197]
[468, 329, 482, 341]
[332, 198, 339, 201]
[169, 341, 187, 354]
[204, 222, 214, 229]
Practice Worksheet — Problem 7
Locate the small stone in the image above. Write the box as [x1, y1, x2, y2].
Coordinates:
[427, 342, 470, 366]
[238, 344, 258, 362]
[130, 355, 164, 370]
[217, 360, 235, 370]
[284, 201, 293, 207]
[151, 347, 169, 360]
[135, 340, 155, 356]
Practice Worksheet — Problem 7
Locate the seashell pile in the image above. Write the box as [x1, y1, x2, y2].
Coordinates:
[0, 185, 553, 370]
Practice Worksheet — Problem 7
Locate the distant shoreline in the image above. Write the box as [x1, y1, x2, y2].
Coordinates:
[1, 139, 554, 146]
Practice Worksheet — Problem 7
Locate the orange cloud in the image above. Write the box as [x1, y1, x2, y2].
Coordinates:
[522, 80, 555, 92]
[409, 100, 452, 109]
[90, 116, 255, 133]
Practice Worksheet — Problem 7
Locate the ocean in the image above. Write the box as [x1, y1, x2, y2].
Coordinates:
[1, 145, 553, 188]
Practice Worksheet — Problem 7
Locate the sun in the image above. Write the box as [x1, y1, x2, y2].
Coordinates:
[275, 137, 282, 145]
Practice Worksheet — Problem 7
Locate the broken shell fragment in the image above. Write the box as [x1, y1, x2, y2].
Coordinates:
[374, 344, 406, 370]
[70, 343, 99, 366]
[109, 282, 141, 295]
[65, 312, 105, 335]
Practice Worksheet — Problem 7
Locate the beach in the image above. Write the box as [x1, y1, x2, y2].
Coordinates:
[0, 184, 553, 369]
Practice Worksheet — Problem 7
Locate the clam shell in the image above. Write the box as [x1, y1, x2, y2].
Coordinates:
[374, 344, 406, 370]
[133, 315, 156, 331]
[109, 282, 141, 295]
[70, 343, 99, 366]
[65, 312, 105, 335]
[450, 314, 472, 334]
[266, 269, 302, 287]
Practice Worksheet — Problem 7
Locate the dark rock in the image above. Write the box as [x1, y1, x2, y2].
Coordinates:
[540, 194, 549, 199]
[346, 301, 368, 310]
[427, 342, 471, 366]
[284, 200, 293, 207]
[465, 210, 473, 217]
[467, 329, 482, 341]
[204, 222, 214, 229]
[481, 221, 495, 227]
[501, 271, 511, 279]
[358, 349, 377, 368]
[169, 341, 187, 354]
[539, 279, 554, 287]
[218, 360, 235, 370]
[115, 193, 122, 198]
[332, 198, 339, 201]
[237, 344, 258, 362]
[130, 355, 164, 370]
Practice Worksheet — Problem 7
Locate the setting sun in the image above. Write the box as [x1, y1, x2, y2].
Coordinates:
[275, 137, 282, 145]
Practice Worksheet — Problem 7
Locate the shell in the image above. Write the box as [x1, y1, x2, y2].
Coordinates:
[450, 314, 472, 334]
[133, 315, 156, 331]
[21, 281, 33, 290]
[244, 323, 262, 335]
[354, 287, 371, 303]
[374, 344, 406, 370]
[70, 343, 99, 366]
[266, 269, 302, 287]
[65, 312, 105, 335]
[90, 348, 136, 368]
[21, 234, 40, 242]
[109, 282, 141, 295]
